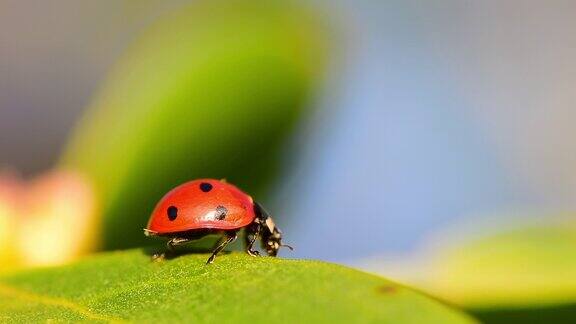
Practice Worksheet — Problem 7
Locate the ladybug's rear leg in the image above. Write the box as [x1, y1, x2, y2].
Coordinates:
[167, 237, 192, 252]
[206, 231, 237, 264]
[152, 237, 192, 260]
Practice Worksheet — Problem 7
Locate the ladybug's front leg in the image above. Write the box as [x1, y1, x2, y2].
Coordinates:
[206, 231, 237, 264]
[244, 221, 261, 257]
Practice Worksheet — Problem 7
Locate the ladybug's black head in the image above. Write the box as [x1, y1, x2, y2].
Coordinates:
[261, 224, 292, 256]
[254, 202, 293, 256]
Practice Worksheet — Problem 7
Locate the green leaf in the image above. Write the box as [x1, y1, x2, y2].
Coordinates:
[412, 220, 576, 323]
[60, 0, 330, 250]
[0, 249, 475, 323]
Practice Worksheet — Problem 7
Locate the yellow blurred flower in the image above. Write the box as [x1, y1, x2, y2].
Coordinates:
[0, 170, 97, 270]
[0, 172, 20, 264]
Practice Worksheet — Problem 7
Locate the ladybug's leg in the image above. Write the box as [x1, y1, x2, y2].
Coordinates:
[244, 222, 261, 257]
[151, 237, 191, 260]
[206, 231, 237, 264]
[167, 237, 192, 253]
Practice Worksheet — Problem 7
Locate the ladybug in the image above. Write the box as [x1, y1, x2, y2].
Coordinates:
[144, 179, 292, 264]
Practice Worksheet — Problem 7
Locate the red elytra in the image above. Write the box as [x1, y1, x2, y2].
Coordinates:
[147, 179, 255, 234]
[144, 178, 292, 264]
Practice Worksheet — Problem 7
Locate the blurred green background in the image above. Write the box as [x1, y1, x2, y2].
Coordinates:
[2, 0, 576, 322]
[60, 0, 329, 249]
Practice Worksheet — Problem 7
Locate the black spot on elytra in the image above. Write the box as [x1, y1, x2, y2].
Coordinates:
[167, 206, 178, 221]
[200, 182, 213, 192]
[215, 205, 228, 220]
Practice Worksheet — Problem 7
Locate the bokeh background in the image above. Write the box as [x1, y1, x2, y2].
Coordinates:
[2, 1, 576, 322]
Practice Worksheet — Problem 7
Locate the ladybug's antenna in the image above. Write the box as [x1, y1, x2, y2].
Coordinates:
[281, 244, 294, 251]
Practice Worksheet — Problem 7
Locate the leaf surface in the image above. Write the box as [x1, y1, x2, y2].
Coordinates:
[0, 249, 475, 323]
